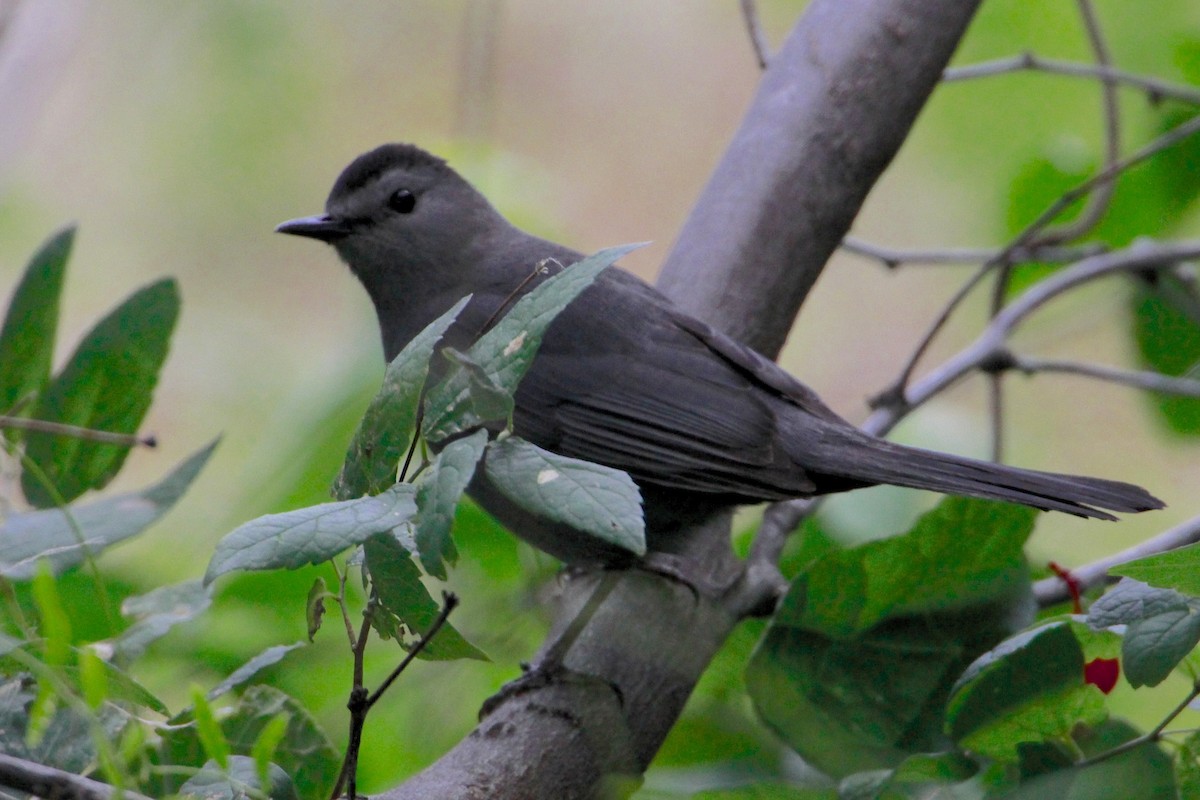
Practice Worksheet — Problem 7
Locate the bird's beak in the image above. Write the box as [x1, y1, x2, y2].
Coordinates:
[275, 214, 351, 242]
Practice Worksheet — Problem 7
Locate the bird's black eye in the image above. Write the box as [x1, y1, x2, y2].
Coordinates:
[388, 188, 416, 214]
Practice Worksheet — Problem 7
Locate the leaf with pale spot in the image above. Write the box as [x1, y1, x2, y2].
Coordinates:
[483, 436, 645, 555]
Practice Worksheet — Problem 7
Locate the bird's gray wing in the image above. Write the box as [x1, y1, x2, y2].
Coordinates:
[511, 272, 821, 500]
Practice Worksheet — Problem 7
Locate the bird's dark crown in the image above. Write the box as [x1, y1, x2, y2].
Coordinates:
[328, 143, 454, 203]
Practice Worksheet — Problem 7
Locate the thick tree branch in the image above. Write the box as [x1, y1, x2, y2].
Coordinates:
[658, 0, 983, 358]
[0, 753, 153, 800]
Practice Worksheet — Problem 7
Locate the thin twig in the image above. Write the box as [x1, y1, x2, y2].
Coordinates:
[880, 111, 1200, 407]
[987, 373, 1005, 462]
[1030, 0, 1120, 247]
[944, 53, 1200, 106]
[840, 236, 1104, 268]
[982, 1, 1122, 457]
[0, 415, 156, 448]
[366, 592, 459, 709]
[1033, 514, 1200, 606]
[1012, 355, 1200, 397]
[1075, 680, 1200, 768]
[739, 0, 770, 70]
[863, 240, 1200, 436]
[331, 593, 459, 800]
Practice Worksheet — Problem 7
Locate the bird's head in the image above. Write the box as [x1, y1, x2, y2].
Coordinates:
[277, 143, 505, 291]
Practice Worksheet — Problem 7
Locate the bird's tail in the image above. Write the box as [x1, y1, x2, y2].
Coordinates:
[797, 423, 1163, 520]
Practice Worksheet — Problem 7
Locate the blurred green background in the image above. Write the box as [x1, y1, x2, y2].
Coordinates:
[2, 0, 1199, 794]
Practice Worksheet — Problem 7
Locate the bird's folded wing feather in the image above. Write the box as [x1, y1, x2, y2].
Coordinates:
[511, 273, 826, 499]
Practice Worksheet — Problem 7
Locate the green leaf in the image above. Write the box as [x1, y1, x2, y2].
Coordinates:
[1177, 729, 1200, 800]
[207, 642, 306, 701]
[251, 714, 293, 798]
[205, 483, 417, 583]
[334, 296, 470, 499]
[62, 656, 169, 716]
[112, 580, 212, 662]
[1089, 578, 1200, 687]
[159, 685, 337, 800]
[1005, 719, 1175, 800]
[483, 436, 645, 555]
[192, 686, 231, 769]
[180, 755, 299, 800]
[32, 563, 71, 666]
[0, 439, 217, 579]
[425, 347, 515, 441]
[946, 623, 1105, 760]
[363, 531, 486, 660]
[747, 498, 1036, 776]
[0, 226, 73, 417]
[423, 243, 643, 442]
[22, 278, 180, 506]
[1110, 540, 1200, 596]
[1131, 276, 1200, 436]
[414, 429, 488, 579]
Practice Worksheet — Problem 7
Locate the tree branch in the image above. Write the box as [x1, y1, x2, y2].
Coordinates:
[1034, 514, 1200, 606]
[657, 0, 983, 358]
[944, 53, 1200, 106]
[864, 240, 1200, 436]
[0, 753, 153, 800]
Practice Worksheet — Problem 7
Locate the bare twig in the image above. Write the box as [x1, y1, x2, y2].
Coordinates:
[944, 53, 1200, 106]
[332, 593, 459, 800]
[1030, 0, 1120, 247]
[0, 415, 156, 448]
[1012, 355, 1200, 397]
[840, 236, 1104, 268]
[864, 240, 1200, 436]
[882, 110, 1200, 401]
[1033, 515, 1200, 606]
[739, 0, 771, 70]
[1075, 680, 1200, 768]
[366, 592, 459, 709]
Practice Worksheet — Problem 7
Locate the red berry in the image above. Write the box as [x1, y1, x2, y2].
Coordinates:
[1085, 657, 1120, 694]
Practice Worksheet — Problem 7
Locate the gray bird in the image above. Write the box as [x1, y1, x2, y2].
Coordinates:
[277, 143, 1162, 564]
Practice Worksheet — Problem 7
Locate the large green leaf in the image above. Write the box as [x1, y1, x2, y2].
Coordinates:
[0, 440, 217, 579]
[363, 531, 486, 661]
[334, 296, 470, 500]
[423, 243, 642, 442]
[22, 278, 180, 506]
[945, 622, 1105, 760]
[746, 498, 1036, 776]
[0, 226, 73, 418]
[205, 483, 417, 583]
[483, 436, 645, 556]
[157, 685, 338, 800]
